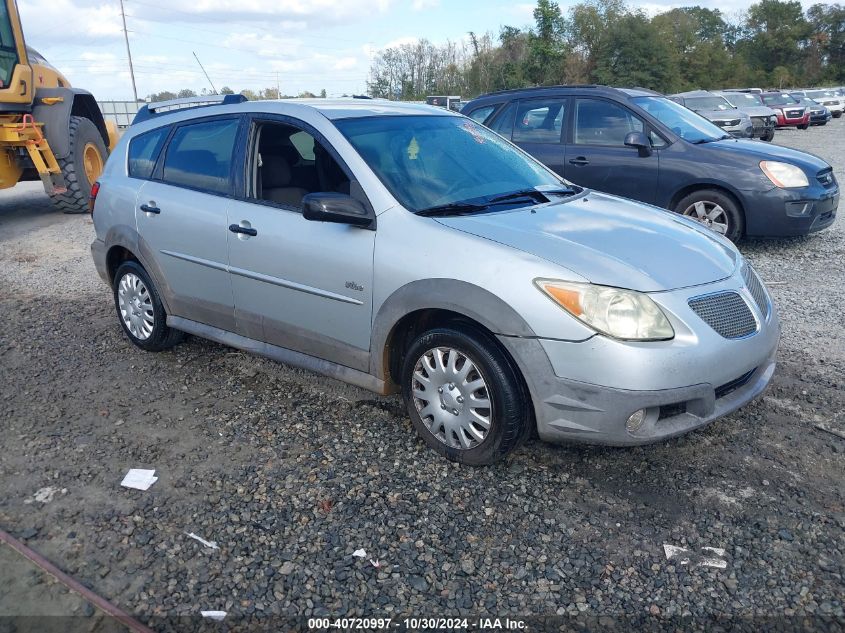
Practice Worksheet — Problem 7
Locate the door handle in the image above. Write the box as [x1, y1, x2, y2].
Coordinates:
[569, 157, 590, 166]
[140, 203, 160, 214]
[229, 223, 258, 237]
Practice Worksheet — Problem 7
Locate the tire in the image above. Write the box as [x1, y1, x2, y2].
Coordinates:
[113, 261, 183, 352]
[51, 116, 108, 214]
[401, 325, 530, 465]
[761, 129, 775, 142]
[833, 112, 842, 119]
[798, 123, 809, 130]
[674, 188, 744, 243]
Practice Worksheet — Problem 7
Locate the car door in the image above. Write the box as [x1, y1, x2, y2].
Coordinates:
[565, 97, 659, 204]
[135, 116, 242, 331]
[225, 115, 375, 372]
[509, 98, 569, 177]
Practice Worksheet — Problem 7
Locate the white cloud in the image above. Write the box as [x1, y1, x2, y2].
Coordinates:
[412, 0, 440, 10]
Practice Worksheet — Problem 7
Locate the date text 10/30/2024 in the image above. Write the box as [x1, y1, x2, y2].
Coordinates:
[307, 618, 527, 630]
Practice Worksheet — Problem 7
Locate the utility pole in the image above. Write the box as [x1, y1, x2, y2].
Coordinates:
[193, 52, 217, 94]
[276, 72, 280, 99]
[118, 0, 138, 102]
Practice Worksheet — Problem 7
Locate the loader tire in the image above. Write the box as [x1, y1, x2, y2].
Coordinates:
[52, 116, 108, 214]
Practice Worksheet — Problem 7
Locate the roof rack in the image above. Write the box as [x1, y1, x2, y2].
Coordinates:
[132, 94, 248, 125]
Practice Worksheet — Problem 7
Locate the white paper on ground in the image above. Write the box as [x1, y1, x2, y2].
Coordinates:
[186, 532, 219, 550]
[352, 548, 367, 558]
[200, 611, 227, 620]
[120, 469, 158, 491]
[663, 544, 727, 569]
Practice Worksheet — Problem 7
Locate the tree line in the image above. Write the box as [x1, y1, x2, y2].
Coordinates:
[366, 0, 845, 100]
[147, 87, 329, 102]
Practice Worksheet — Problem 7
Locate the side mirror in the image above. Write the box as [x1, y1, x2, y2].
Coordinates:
[624, 131, 653, 157]
[302, 193, 375, 229]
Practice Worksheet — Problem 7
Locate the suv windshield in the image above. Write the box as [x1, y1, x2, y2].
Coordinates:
[722, 92, 762, 107]
[762, 94, 799, 106]
[631, 96, 727, 143]
[334, 115, 565, 213]
[684, 96, 733, 111]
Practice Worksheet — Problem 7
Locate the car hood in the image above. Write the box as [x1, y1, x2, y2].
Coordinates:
[435, 192, 738, 292]
[697, 108, 746, 121]
[703, 138, 830, 173]
[736, 105, 777, 117]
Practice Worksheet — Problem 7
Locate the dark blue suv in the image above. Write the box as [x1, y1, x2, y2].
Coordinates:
[463, 86, 838, 241]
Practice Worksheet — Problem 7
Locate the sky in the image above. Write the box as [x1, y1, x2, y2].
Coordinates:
[20, 0, 821, 102]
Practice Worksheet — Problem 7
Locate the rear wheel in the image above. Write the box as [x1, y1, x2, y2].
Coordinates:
[675, 188, 744, 243]
[51, 116, 108, 214]
[401, 326, 530, 465]
[113, 261, 183, 352]
[761, 129, 775, 142]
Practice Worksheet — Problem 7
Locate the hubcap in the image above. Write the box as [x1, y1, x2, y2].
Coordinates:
[411, 347, 492, 450]
[117, 273, 154, 340]
[682, 200, 729, 235]
[82, 142, 104, 186]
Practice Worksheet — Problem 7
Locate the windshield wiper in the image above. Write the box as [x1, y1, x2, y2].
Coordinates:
[415, 201, 488, 217]
[487, 187, 577, 204]
[692, 135, 732, 144]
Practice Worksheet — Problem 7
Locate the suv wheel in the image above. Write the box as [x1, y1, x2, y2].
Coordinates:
[675, 189, 744, 243]
[113, 261, 183, 352]
[761, 129, 775, 142]
[401, 325, 529, 465]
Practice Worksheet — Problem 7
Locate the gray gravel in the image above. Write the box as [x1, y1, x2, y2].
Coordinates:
[0, 124, 843, 629]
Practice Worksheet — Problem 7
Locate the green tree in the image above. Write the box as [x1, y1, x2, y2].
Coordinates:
[219, 86, 234, 95]
[593, 12, 679, 92]
[567, 0, 626, 81]
[741, 0, 811, 80]
[176, 88, 197, 98]
[525, 0, 568, 84]
[807, 3, 845, 83]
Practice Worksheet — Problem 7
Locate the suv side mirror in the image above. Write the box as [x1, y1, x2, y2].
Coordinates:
[302, 193, 375, 229]
[624, 131, 653, 157]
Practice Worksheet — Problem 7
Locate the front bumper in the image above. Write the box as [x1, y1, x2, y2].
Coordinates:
[498, 269, 780, 446]
[742, 182, 839, 237]
[750, 116, 776, 138]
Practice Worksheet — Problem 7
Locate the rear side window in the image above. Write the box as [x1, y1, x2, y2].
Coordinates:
[574, 98, 643, 146]
[513, 99, 566, 144]
[466, 105, 497, 124]
[161, 118, 239, 195]
[128, 127, 169, 179]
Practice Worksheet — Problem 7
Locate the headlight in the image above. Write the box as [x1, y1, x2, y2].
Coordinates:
[760, 161, 809, 188]
[534, 280, 674, 341]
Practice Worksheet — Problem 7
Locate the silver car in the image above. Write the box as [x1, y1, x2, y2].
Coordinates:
[90, 96, 780, 465]
[670, 91, 754, 138]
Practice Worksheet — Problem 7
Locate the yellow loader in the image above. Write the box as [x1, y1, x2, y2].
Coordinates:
[1, 0, 118, 213]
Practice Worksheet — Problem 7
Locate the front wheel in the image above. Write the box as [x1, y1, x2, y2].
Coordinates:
[401, 326, 530, 465]
[798, 123, 809, 130]
[761, 129, 775, 142]
[113, 261, 184, 352]
[675, 189, 744, 243]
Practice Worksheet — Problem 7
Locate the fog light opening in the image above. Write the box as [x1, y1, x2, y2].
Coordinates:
[626, 409, 647, 434]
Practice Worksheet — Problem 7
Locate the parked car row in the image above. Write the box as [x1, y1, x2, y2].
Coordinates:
[462, 85, 839, 242]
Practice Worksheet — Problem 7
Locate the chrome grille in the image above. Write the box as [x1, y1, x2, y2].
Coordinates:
[786, 109, 802, 118]
[742, 263, 770, 318]
[688, 291, 757, 339]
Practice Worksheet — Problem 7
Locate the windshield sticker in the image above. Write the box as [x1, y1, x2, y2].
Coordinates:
[407, 137, 420, 160]
[461, 121, 486, 144]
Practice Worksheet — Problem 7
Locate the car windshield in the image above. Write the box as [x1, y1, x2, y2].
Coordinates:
[334, 115, 565, 213]
[806, 90, 832, 99]
[762, 94, 799, 106]
[684, 96, 734, 111]
[722, 92, 762, 107]
[631, 96, 727, 143]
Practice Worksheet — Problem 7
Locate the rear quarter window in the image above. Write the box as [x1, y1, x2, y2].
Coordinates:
[128, 127, 169, 180]
[161, 118, 240, 195]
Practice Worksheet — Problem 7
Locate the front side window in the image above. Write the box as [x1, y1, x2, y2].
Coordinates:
[488, 102, 516, 138]
[334, 115, 561, 212]
[0, 1, 18, 89]
[161, 118, 239, 195]
[632, 96, 726, 143]
[513, 99, 566, 144]
[128, 127, 169, 179]
[574, 99, 643, 146]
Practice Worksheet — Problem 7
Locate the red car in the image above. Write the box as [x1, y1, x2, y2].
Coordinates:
[761, 92, 810, 129]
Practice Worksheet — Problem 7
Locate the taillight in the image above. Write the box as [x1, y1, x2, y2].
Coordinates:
[89, 181, 100, 214]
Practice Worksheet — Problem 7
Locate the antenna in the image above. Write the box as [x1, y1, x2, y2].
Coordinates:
[118, 0, 138, 101]
[193, 51, 217, 94]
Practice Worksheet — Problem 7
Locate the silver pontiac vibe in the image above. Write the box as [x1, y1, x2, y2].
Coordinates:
[91, 97, 779, 465]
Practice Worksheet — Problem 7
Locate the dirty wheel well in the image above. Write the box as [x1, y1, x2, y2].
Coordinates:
[670, 184, 744, 217]
[106, 247, 138, 285]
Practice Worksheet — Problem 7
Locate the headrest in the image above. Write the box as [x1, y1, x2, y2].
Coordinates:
[262, 154, 291, 188]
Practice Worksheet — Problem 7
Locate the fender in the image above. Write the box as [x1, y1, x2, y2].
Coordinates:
[103, 225, 175, 315]
[32, 88, 110, 159]
[369, 278, 539, 382]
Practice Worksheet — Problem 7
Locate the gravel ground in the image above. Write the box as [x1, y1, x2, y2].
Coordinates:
[0, 125, 843, 631]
